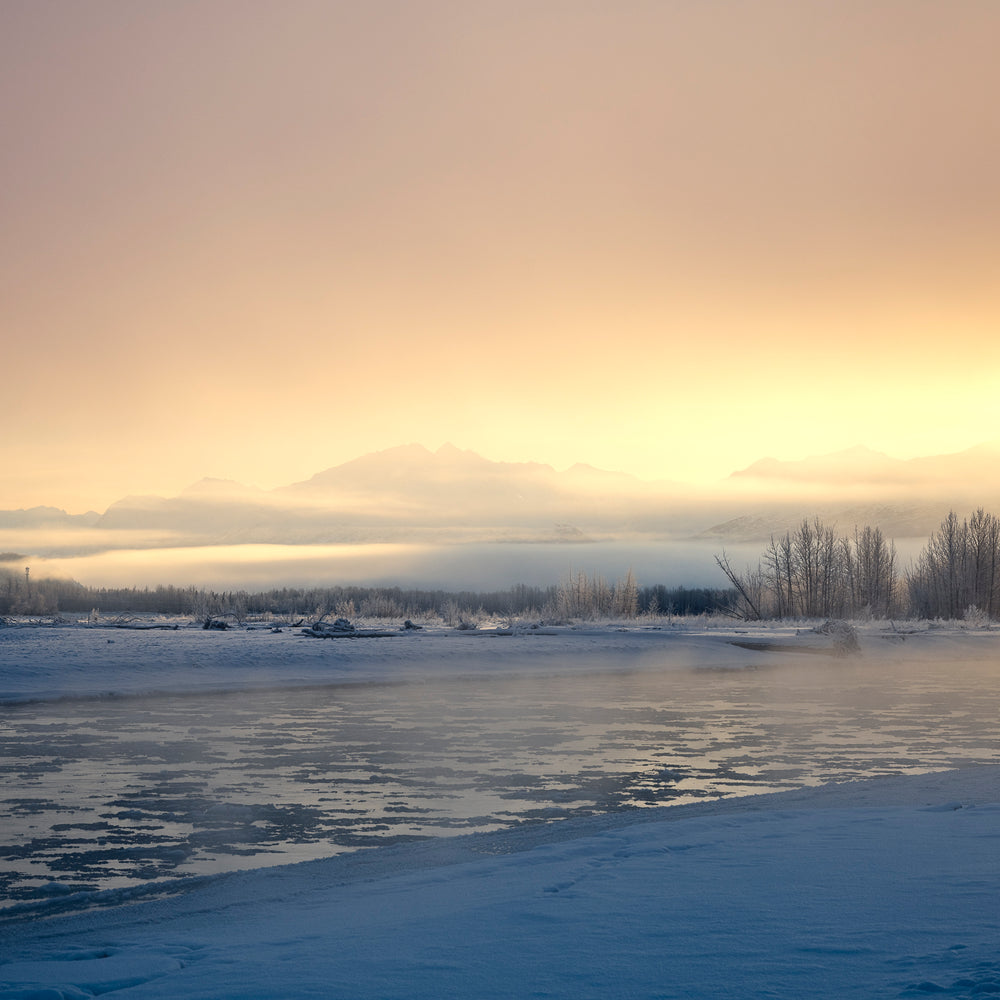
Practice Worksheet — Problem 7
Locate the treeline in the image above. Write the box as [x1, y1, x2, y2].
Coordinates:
[0, 565, 735, 621]
[10, 509, 997, 623]
[716, 508, 1000, 621]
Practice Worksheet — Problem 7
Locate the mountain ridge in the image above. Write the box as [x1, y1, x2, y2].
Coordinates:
[5, 442, 1000, 556]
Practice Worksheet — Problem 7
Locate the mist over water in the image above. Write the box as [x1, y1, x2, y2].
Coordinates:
[2, 652, 996, 908]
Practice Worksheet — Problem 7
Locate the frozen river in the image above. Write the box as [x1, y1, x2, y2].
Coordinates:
[2, 649, 997, 907]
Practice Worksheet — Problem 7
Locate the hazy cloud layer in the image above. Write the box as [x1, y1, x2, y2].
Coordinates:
[3, 2, 999, 512]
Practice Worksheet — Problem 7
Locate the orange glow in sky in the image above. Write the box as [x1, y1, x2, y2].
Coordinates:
[3, 2, 999, 513]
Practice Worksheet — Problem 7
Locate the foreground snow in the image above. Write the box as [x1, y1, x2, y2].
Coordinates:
[2, 619, 998, 998]
[2, 766, 997, 999]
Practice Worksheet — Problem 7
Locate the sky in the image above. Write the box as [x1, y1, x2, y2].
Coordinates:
[4, 0, 1000, 514]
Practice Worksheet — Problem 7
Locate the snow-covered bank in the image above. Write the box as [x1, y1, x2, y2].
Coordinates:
[2, 766, 998, 999]
[3, 617, 998, 704]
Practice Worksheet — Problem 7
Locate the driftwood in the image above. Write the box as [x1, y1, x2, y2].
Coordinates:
[107, 622, 179, 630]
[301, 618, 396, 639]
[301, 627, 397, 638]
[83, 617, 180, 630]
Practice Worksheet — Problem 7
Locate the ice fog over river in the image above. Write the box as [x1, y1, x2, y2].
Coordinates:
[1, 621, 997, 910]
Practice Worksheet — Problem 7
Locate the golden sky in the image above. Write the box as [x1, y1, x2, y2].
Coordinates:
[4, 1, 999, 513]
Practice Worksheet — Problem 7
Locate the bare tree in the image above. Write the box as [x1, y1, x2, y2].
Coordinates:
[715, 551, 764, 620]
[789, 518, 843, 618]
[849, 525, 897, 618]
[762, 533, 794, 618]
[967, 508, 1000, 617]
[614, 568, 639, 618]
[718, 517, 900, 620]
[909, 509, 1000, 619]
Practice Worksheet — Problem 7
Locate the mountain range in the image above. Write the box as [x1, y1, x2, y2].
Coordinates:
[3, 441, 1000, 556]
[730, 441, 1000, 487]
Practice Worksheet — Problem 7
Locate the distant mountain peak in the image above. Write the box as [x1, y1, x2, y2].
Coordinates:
[731, 445, 903, 481]
[431, 443, 498, 468]
[181, 477, 260, 498]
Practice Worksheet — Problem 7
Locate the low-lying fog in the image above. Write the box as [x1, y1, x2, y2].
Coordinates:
[31, 539, 751, 591]
[30, 537, 931, 593]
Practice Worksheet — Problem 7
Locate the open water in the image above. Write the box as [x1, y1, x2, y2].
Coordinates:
[2, 655, 997, 907]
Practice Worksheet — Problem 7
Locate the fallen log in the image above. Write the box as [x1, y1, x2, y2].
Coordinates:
[300, 627, 396, 638]
[108, 622, 180, 630]
[82, 621, 180, 630]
